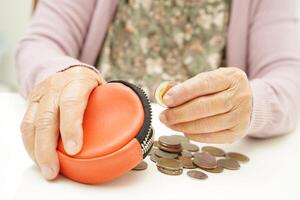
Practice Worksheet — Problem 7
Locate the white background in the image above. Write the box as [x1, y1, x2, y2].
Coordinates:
[1, 1, 300, 200]
[0, 99, 299, 200]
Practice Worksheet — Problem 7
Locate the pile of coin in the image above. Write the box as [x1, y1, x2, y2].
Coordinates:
[133, 134, 250, 180]
[133, 82, 250, 179]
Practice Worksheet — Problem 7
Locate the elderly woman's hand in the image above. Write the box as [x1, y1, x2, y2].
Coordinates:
[20, 66, 105, 180]
[159, 67, 252, 144]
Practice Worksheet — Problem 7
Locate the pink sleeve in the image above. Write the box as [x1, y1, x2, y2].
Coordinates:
[15, 0, 97, 98]
[247, 0, 300, 137]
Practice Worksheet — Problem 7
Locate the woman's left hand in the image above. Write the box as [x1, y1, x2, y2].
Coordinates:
[159, 67, 253, 144]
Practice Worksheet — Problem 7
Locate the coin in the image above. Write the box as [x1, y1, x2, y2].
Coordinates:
[187, 170, 208, 180]
[181, 142, 199, 152]
[193, 152, 217, 169]
[158, 143, 182, 153]
[217, 158, 240, 170]
[157, 166, 183, 176]
[155, 81, 176, 106]
[179, 157, 196, 169]
[155, 149, 178, 159]
[169, 135, 190, 143]
[150, 153, 159, 163]
[156, 158, 182, 171]
[226, 152, 250, 163]
[202, 165, 224, 173]
[146, 135, 249, 179]
[180, 150, 193, 158]
[132, 161, 148, 170]
[148, 147, 157, 156]
[158, 136, 181, 148]
[202, 146, 225, 157]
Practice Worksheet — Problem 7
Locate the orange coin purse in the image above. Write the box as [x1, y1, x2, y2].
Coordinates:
[57, 81, 153, 184]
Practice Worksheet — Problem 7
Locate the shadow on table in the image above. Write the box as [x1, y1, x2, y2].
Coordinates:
[18, 163, 147, 188]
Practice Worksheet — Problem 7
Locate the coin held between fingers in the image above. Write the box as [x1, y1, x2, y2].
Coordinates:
[155, 81, 176, 107]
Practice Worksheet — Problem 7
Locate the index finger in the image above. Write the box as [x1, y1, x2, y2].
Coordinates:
[163, 68, 231, 107]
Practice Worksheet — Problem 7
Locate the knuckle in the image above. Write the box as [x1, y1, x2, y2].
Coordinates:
[226, 67, 247, 82]
[201, 76, 212, 91]
[236, 92, 252, 107]
[60, 96, 83, 108]
[221, 93, 234, 111]
[35, 111, 56, 131]
[237, 69, 247, 79]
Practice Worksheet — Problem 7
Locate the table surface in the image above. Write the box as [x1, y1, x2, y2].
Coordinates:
[0, 92, 299, 200]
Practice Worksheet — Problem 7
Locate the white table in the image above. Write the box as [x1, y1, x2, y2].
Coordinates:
[0, 92, 299, 200]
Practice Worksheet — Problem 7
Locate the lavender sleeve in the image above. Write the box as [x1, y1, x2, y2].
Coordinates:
[247, 0, 300, 137]
[15, 0, 300, 139]
[15, 0, 97, 98]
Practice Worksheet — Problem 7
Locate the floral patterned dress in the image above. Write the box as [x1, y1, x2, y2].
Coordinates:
[97, 0, 231, 100]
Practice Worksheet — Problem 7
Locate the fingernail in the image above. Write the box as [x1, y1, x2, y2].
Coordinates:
[41, 165, 54, 180]
[163, 85, 180, 105]
[159, 113, 167, 124]
[163, 93, 173, 105]
[66, 140, 78, 155]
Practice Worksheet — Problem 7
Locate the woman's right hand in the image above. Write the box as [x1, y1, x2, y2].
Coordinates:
[20, 66, 105, 180]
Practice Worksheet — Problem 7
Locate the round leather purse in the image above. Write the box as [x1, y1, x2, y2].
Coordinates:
[57, 81, 153, 184]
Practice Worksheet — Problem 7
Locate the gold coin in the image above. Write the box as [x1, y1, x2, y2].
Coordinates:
[193, 152, 217, 169]
[226, 152, 250, 163]
[202, 165, 224, 173]
[187, 170, 208, 180]
[158, 143, 182, 153]
[155, 149, 178, 159]
[217, 158, 240, 170]
[180, 150, 193, 158]
[202, 146, 225, 157]
[169, 135, 190, 143]
[157, 166, 183, 176]
[179, 157, 196, 169]
[158, 136, 181, 148]
[156, 158, 182, 171]
[155, 82, 176, 106]
[153, 141, 159, 147]
[181, 142, 199, 152]
[132, 161, 148, 170]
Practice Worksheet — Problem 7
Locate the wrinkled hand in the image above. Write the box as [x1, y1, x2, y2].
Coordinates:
[20, 66, 104, 180]
[159, 67, 252, 144]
